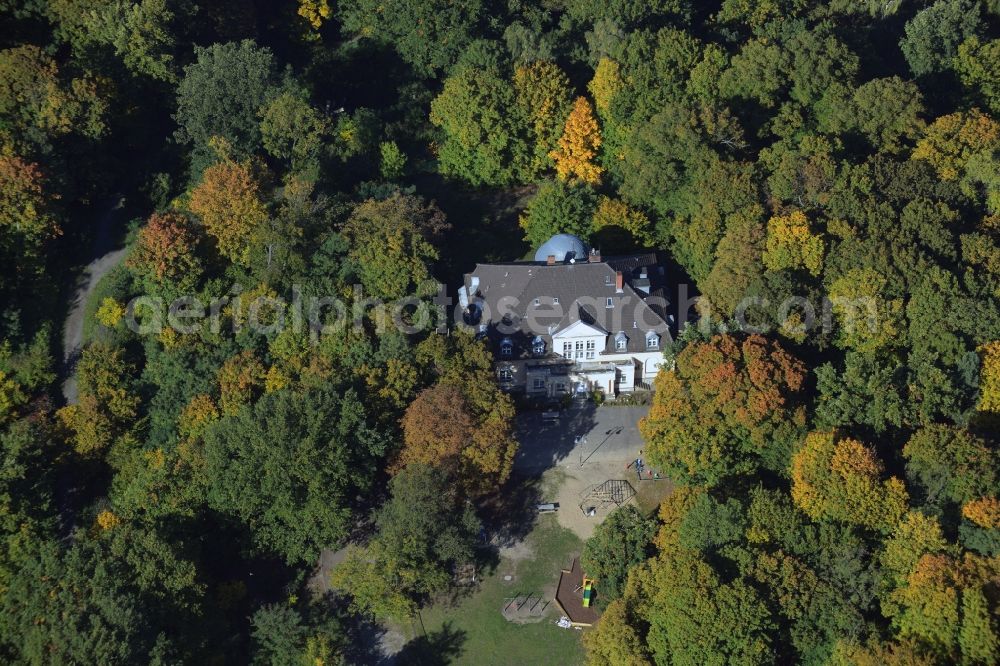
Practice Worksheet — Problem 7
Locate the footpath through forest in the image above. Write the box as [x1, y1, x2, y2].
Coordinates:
[61, 197, 127, 404]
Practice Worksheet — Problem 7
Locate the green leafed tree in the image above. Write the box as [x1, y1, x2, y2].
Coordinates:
[430, 62, 534, 186]
[203, 387, 388, 563]
[174, 40, 281, 165]
[582, 505, 656, 606]
[331, 464, 480, 622]
[900, 0, 982, 76]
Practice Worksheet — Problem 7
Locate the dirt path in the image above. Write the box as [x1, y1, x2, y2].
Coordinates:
[61, 197, 127, 404]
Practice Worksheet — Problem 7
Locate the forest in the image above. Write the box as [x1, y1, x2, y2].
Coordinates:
[0, 0, 999, 663]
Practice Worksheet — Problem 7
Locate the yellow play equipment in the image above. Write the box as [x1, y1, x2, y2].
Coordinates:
[582, 576, 594, 607]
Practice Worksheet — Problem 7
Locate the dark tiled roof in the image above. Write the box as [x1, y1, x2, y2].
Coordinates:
[464, 253, 672, 359]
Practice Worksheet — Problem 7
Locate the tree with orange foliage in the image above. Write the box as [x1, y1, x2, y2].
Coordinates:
[0, 155, 60, 254]
[395, 379, 515, 495]
[126, 212, 202, 295]
[188, 157, 269, 266]
[640, 334, 807, 486]
[549, 96, 603, 185]
[963, 497, 1000, 530]
[396, 383, 474, 475]
[790, 431, 908, 532]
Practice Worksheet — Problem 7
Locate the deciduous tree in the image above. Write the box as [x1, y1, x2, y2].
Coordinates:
[174, 40, 280, 162]
[762, 210, 824, 276]
[430, 63, 533, 186]
[126, 212, 202, 295]
[640, 334, 808, 486]
[550, 97, 603, 185]
[582, 505, 655, 605]
[899, 0, 981, 76]
[790, 431, 908, 531]
[340, 193, 448, 301]
[188, 157, 269, 266]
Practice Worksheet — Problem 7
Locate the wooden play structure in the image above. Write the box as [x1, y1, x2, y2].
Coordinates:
[554, 557, 599, 627]
[578, 479, 636, 514]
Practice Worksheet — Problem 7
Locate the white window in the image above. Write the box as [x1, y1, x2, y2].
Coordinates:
[562, 342, 572, 357]
[533, 378, 545, 390]
[586, 340, 595, 350]
[606, 297, 613, 308]
[575, 341, 584, 351]
[553, 297, 559, 304]
[534, 298, 539, 306]
[500, 338, 513, 357]
[616, 335, 627, 351]
[576, 351, 584, 359]
[586, 351, 595, 359]
[498, 366, 513, 381]
[646, 334, 659, 350]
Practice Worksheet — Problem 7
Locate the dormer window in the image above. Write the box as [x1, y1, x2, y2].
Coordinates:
[532, 336, 545, 356]
[606, 297, 613, 308]
[498, 365, 513, 381]
[615, 332, 628, 351]
[500, 337, 513, 357]
[646, 333, 659, 350]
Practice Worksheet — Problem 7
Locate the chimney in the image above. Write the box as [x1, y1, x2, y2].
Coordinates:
[615, 271, 624, 292]
[547, 254, 556, 265]
[589, 248, 601, 263]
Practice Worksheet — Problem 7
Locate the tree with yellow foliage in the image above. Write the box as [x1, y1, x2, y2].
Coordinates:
[297, 0, 331, 28]
[881, 511, 952, 584]
[591, 196, 654, 249]
[588, 58, 623, 115]
[57, 344, 139, 456]
[95, 297, 125, 328]
[513, 60, 573, 176]
[887, 552, 1000, 663]
[912, 108, 1000, 181]
[828, 267, 904, 353]
[978, 340, 1000, 414]
[762, 210, 824, 276]
[549, 96, 603, 185]
[582, 596, 653, 666]
[790, 431, 909, 532]
[177, 393, 219, 442]
[217, 350, 265, 416]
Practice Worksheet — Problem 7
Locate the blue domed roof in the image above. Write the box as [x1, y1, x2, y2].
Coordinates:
[534, 234, 588, 263]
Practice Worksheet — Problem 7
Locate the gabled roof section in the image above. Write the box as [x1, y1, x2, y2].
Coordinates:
[552, 319, 607, 339]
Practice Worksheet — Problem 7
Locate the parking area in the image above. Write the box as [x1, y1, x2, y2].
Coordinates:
[513, 404, 649, 471]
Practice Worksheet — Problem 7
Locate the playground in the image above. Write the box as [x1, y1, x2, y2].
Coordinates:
[395, 404, 672, 663]
[414, 513, 587, 665]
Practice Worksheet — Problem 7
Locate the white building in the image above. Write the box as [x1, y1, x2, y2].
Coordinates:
[461, 234, 673, 397]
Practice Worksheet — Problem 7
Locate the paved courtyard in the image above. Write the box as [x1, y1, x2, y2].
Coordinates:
[513, 404, 649, 472]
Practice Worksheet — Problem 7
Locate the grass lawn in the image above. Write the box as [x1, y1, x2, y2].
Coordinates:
[411, 515, 587, 665]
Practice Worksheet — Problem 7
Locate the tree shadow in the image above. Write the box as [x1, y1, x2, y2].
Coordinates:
[393, 621, 467, 665]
